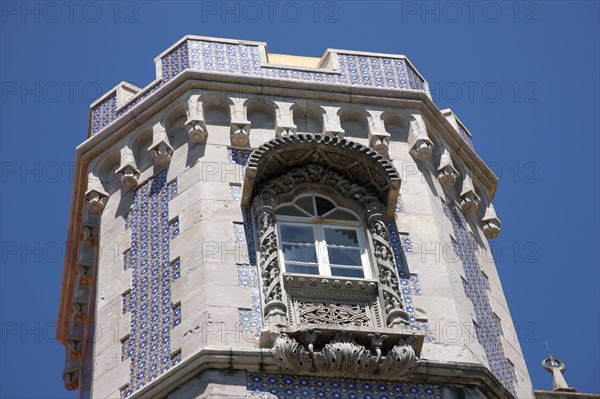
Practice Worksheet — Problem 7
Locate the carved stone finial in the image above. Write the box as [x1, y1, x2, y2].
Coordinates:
[230, 121, 251, 147]
[116, 163, 140, 189]
[85, 189, 108, 213]
[542, 357, 576, 392]
[185, 118, 208, 144]
[481, 204, 501, 239]
[149, 140, 174, 168]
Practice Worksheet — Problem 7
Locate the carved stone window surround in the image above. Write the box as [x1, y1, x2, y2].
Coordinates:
[251, 163, 408, 338]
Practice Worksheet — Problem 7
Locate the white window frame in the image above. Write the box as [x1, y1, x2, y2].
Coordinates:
[275, 195, 371, 279]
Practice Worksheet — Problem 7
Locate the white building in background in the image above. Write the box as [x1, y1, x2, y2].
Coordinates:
[57, 35, 576, 399]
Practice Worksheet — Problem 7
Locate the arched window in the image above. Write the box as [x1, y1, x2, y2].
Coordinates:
[275, 194, 370, 278]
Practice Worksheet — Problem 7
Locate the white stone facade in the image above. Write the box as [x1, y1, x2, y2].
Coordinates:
[57, 36, 533, 399]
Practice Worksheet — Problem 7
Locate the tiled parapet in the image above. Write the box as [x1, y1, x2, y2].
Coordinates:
[89, 36, 428, 136]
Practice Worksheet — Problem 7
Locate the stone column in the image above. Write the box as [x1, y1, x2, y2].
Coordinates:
[364, 201, 408, 327]
[252, 193, 287, 328]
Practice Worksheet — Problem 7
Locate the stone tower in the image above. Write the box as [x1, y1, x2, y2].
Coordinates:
[57, 35, 533, 399]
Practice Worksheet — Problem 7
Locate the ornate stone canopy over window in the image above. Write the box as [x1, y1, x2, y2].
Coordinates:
[242, 134, 401, 217]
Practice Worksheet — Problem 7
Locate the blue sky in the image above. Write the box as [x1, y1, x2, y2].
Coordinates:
[1, 1, 598, 397]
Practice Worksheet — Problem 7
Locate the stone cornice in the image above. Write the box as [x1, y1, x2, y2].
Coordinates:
[123, 347, 520, 399]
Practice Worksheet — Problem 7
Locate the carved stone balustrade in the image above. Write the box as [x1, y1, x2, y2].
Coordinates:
[283, 274, 383, 328]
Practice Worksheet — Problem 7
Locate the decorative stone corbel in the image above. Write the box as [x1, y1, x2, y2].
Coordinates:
[437, 146, 459, 187]
[230, 121, 251, 147]
[72, 284, 89, 323]
[116, 145, 139, 188]
[185, 95, 208, 144]
[408, 114, 433, 161]
[116, 163, 140, 189]
[229, 99, 251, 147]
[67, 324, 84, 359]
[370, 133, 391, 158]
[76, 263, 94, 285]
[323, 106, 345, 138]
[81, 225, 97, 247]
[368, 112, 390, 158]
[481, 204, 501, 239]
[63, 359, 80, 391]
[271, 332, 418, 378]
[85, 169, 108, 213]
[85, 188, 108, 214]
[148, 123, 174, 168]
[459, 174, 481, 214]
[275, 102, 297, 137]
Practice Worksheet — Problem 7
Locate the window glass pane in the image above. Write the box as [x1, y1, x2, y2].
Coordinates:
[279, 225, 314, 244]
[282, 244, 318, 263]
[285, 263, 320, 275]
[324, 228, 359, 247]
[315, 196, 335, 216]
[323, 209, 359, 221]
[295, 196, 315, 215]
[276, 205, 309, 217]
[326, 247, 362, 266]
[331, 267, 365, 278]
